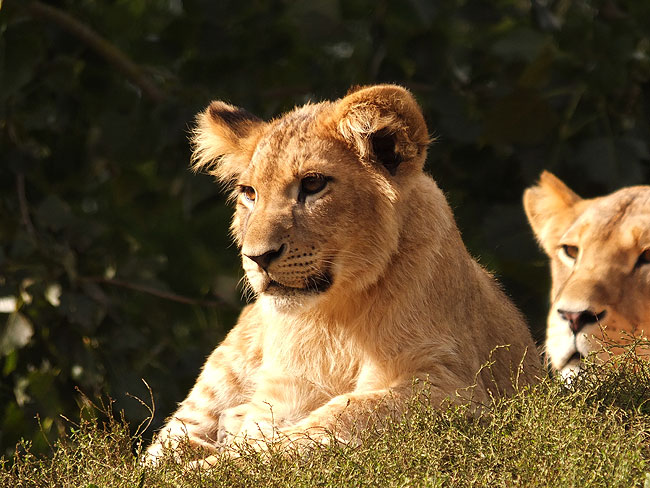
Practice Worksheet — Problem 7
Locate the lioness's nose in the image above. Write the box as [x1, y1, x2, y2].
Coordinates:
[244, 244, 286, 271]
[558, 309, 607, 334]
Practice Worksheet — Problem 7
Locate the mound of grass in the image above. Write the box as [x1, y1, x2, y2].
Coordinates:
[2, 356, 650, 487]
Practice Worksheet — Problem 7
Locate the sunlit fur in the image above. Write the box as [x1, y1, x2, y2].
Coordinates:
[524, 171, 650, 378]
[147, 85, 540, 464]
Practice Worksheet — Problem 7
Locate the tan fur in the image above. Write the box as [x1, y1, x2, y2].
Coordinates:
[147, 85, 540, 464]
[524, 171, 650, 378]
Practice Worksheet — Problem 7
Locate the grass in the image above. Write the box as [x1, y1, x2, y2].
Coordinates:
[2, 354, 650, 487]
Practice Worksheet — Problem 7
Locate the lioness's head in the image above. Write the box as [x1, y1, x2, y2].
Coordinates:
[192, 85, 429, 310]
[524, 171, 650, 377]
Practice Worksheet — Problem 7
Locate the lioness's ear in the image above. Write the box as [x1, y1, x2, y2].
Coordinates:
[333, 85, 430, 176]
[523, 171, 582, 254]
[191, 101, 265, 185]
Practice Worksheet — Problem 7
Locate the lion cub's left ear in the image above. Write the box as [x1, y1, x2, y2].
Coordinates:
[191, 101, 266, 185]
[523, 171, 582, 254]
[333, 85, 430, 176]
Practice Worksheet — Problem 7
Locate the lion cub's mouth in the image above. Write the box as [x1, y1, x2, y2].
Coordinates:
[265, 271, 333, 295]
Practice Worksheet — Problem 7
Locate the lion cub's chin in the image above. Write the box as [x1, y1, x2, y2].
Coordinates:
[251, 274, 334, 312]
[258, 290, 323, 313]
[247, 269, 334, 312]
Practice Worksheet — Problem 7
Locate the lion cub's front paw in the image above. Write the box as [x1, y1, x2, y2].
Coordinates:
[237, 416, 276, 443]
[218, 403, 288, 448]
[217, 404, 249, 444]
[219, 404, 274, 442]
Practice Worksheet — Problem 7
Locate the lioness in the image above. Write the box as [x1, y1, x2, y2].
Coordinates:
[524, 171, 650, 377]
[147, 85, 540, 464]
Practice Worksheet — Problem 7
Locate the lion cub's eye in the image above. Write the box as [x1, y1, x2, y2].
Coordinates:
[239, 185, 257, 203]
[637, 249, 650, 267]
[300, 174, 328, 196]
[562, 245, 579, 260]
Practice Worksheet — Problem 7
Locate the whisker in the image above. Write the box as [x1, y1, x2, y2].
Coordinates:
[236, 274, 256, 302]
[319, 250, 375, 267]
[296, 248, 365, 262]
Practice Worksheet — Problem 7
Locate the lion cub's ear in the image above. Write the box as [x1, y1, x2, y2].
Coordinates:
[333, 85, 430, 176]
[191, 101, 266, 185]
[523, 171, 582, 254]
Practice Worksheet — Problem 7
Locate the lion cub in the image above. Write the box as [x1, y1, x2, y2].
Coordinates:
[525, 171, 650, 377]
[147, 85, 540, 463]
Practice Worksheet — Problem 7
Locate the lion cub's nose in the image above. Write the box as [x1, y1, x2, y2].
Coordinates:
[244, 244, 286, 271]
[558, 309, 607, 334]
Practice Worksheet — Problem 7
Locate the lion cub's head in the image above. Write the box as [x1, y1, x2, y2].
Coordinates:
[524, 171, 650, 377]
[192, 85, 429, 310]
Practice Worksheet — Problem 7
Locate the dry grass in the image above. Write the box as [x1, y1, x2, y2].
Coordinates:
[2, 350, 650, 487]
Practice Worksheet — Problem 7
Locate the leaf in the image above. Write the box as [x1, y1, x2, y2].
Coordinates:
[45, 284, 62, 307]
[59, 292, 103, 332]
[571, 137, 645, 188]
[518, 47, 555, 88]
[25, 365, 63, 416]
[0, 312, 34, 356]
[572, 138, 616, 185]
[429, 90, 481, 144]
[35, 195, 74, 232]
[0, 21, 44, 101]
[9, 231, 37, 259]
[482, 87, 559, 146]
[3, 349, 18, 376]
[0, 296, 17, 313]
[491, 27, 548, 63]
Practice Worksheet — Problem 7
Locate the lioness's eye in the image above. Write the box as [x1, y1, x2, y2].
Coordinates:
[637, 249, 650, 267]
[300, 174, 328, 196]
[562, 245, 579, 260]
[239, 185, 257, 203]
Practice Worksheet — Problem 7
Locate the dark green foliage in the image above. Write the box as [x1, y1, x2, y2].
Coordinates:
[1, 0, 649, 460]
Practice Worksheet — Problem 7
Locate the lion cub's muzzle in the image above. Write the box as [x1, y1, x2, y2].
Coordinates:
[243, 242, 333, 295]
[244, 244, 287, 271]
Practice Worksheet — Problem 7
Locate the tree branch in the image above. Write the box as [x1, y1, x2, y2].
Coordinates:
[16, 172, 36, 237]
[23, 0, 165, 102]
[80, 276, 230, 308]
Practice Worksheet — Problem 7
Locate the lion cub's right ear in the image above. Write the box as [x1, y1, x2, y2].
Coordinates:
[191, 101, 266, 185]
[523, 171, 582, 254]
[332, 84, 430, 176]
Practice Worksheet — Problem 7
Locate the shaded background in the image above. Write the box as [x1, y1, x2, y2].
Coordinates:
[1, 0, 649, 456]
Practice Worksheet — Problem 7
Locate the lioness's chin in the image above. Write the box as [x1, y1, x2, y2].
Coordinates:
[559, 361, 582, 381]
